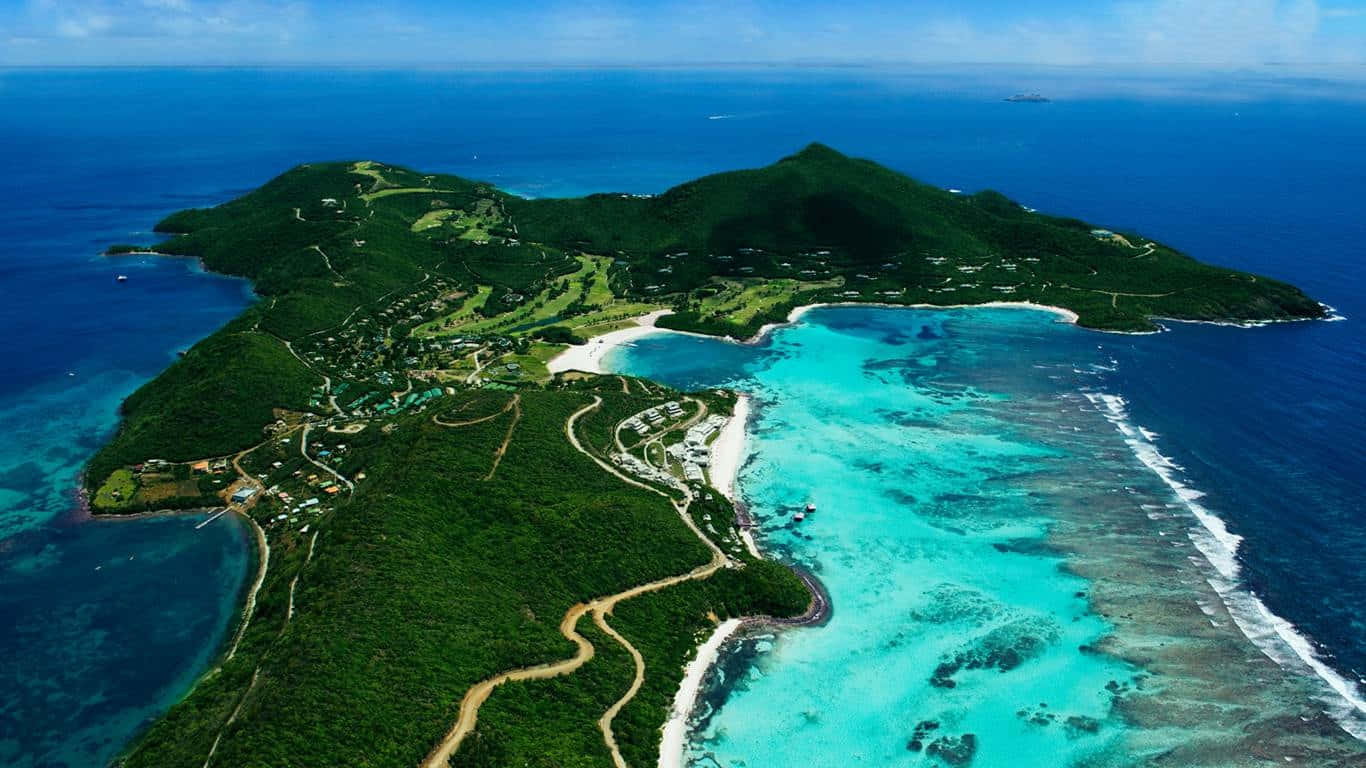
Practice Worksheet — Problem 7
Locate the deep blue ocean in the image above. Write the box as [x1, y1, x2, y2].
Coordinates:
[0, 67, 1362, 765]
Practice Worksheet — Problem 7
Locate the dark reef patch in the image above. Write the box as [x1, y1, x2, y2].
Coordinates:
[882, 488, 917, 506]
[910, 583, 1001, 626]
[0, 461, 47, 493]
[1064, 715, 1101, 737]
[906, 719, 939, 751]
[926, 733, 977, 766]
[930, 616, 1060, 687]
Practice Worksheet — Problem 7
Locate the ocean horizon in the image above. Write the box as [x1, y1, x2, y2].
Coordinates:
[1, 66, 1363, 766]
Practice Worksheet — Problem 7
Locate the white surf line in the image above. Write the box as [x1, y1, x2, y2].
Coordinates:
[1084, 391, 1366, 739]
[658, 619, 742, 768]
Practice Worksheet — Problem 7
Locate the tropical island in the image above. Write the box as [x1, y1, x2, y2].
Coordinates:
[89, 144, 1327, 767]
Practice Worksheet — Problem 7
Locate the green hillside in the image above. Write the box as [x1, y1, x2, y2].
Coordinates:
[88, 145, 1325, 768]
[509, 143, 1323, 334]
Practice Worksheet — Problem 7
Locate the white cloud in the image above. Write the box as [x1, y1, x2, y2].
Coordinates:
[0, 0, 1361, 66]
[1112, 0, 1323, 63]
[55, 12, 114, 38]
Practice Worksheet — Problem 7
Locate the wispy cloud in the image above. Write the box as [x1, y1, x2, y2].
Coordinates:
[1, 0, 1362, 66]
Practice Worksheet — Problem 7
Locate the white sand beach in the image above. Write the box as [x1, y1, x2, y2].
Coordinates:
[710, 395, 760, 558]
[708, 394, 748, 503]
[552, 301, 1080, 378]
[788, 299, 1077, 327]
[937, 300, 1079, 324]
[545, 309, 673, 375]
[741, 300, 1079, 345]
[658, 618, 742, 768]
[558, 298, 1089, 768]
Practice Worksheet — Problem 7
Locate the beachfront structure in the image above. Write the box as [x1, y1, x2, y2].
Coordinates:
[611, 452, 682, 490]
[231, 487, 257, 504]
[685, 415, 726, 447]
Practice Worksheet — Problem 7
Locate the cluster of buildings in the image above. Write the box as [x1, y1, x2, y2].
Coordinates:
[610, 402, 731, 489]
[619, 400, 687, 437]
[292, 277, 493, 388]
[610, 452, 684, 491]
[669, 414, 728, 484]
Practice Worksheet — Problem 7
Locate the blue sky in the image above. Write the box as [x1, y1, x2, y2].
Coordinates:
[2, 0, 1365, 66]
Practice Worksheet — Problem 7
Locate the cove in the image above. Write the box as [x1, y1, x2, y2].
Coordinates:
[609, 305, 1362, 766]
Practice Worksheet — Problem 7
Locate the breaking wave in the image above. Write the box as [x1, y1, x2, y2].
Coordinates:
[1083, 391, 1366, 739]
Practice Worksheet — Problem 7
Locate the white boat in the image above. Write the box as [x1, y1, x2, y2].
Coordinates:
[116, 274, 128, 282]
[805, 503, 817, 513]
[794, 511, 806, 522]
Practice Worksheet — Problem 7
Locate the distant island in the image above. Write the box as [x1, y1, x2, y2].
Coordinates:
[1005, 93, 1051, 102]
[91, 145, 1325, 767]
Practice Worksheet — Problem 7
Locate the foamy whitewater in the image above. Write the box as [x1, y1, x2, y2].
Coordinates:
[608, 304, 1366, 766]
[1084, 392, 1366, 739]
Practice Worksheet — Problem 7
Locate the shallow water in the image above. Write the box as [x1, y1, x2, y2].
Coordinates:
[611, 306, 1365, 766]
[3, 67, 1364, 764]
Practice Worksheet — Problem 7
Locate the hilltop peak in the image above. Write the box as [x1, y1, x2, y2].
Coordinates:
[785, 142, 847, 163]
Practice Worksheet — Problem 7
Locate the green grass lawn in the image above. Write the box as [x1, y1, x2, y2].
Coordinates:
[415, 285, 495, 337]
[94, 468, 137, 510]
[411, 208, 459, 232]
[696, 277, 842, 326]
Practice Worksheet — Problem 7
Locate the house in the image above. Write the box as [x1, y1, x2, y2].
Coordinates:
[191, 460, 209, 474]
[230, 487, 257, 504]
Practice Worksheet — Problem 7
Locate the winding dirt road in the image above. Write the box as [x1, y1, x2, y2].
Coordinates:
[432, 393, 519, 428]
[418, 396, 728, 768]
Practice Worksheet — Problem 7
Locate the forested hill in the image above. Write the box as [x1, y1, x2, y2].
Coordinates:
[145, 143, 1322, 340]
[508, 142, 1325, 331]
[89, 147, 1326, 768]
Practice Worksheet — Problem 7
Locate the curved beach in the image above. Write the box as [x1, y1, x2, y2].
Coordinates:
[546, 310, 673, 375]
[604, 303, 1366, 767]
[657, 619, 743, 768]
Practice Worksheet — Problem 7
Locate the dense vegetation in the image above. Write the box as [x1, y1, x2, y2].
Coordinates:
[509, 143, 1324, 333]
[90, 146, 1323, 768]
[119, 387, 805, 768]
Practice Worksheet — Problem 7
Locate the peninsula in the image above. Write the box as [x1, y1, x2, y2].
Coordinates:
[90, 145, 1325, 767]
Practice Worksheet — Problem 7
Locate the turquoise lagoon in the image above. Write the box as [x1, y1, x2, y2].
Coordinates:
[609, 306, 1361, 767]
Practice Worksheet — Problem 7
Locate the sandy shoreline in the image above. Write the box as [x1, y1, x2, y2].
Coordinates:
[785, 299, 1079, 328]
[708, 395, 760, 560]
[551, 301, 1083, 378]
[708, 395, 748, 504]
[545, 309, 673, 374]
[557, 300, 1089, 766]
[657, 618, 742, 768]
